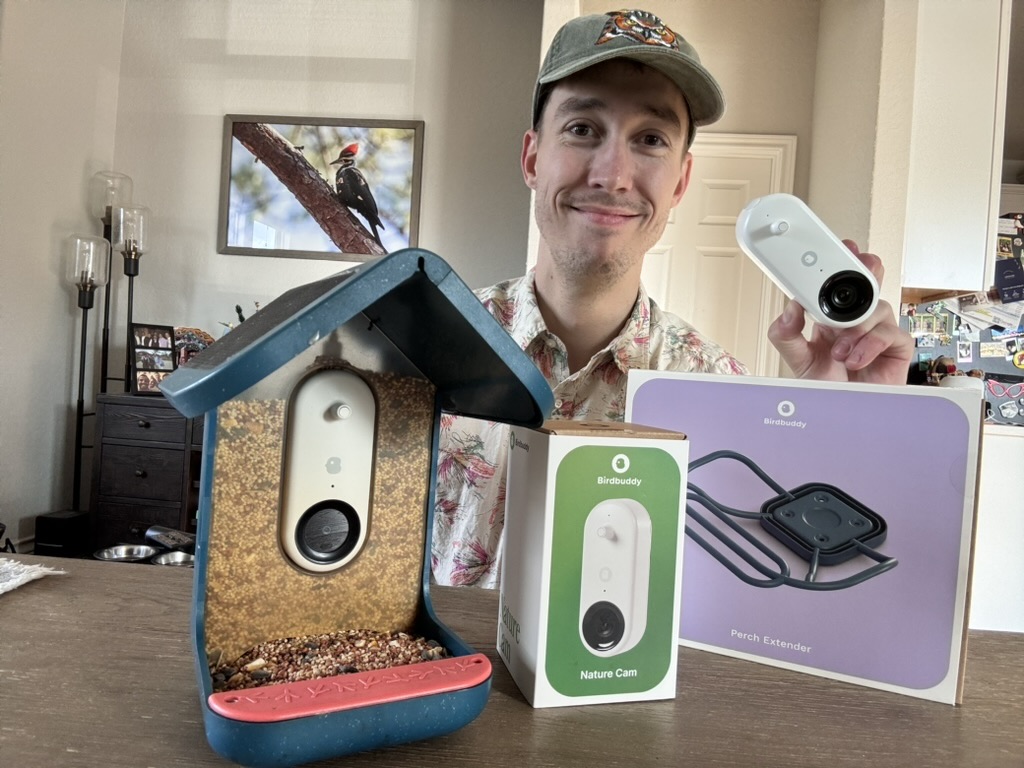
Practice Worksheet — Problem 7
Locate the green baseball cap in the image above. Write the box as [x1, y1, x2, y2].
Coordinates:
[533, 9, 725, 130]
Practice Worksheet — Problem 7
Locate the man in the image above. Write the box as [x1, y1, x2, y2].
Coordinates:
[431, 9, 913, 588]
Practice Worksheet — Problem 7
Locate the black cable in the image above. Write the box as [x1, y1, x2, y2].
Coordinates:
[684, 450, 898, 591]
[686, 491, 790, 588]
[688, 449, 792, 498]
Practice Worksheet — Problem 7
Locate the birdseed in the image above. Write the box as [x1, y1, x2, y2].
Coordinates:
[208, 629, 448, 692]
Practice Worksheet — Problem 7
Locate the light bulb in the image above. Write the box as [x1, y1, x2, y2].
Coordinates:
[65, 234, 110, 309]
[65, 234, 110, 290]
[112, 206, 151, 257]
[88, 171, 133, 224]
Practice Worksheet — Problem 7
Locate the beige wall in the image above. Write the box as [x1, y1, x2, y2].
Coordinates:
[868, 0, 917, 311]
[808, 0, 883, 248]
[0, 0, 127, 547]
[0, 0, 544, 547]
[572, 2, 904, 311]
[1002, 0, 1024, 166]
[580, 0, 821, 198]
[0, 0, 876, 547]
[0, 0, 1001, 548]
[113, 0, 543, 326]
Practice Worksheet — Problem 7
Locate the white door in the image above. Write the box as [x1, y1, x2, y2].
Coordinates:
[642, 134, 797, 376]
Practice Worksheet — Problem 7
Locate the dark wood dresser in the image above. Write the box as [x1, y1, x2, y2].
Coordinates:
[89, 393, 204, 549]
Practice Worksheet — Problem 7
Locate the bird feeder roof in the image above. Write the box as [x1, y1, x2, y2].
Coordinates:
[159, 248, 553, 425]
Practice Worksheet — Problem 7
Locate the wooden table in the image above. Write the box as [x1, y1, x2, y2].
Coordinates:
[2, 553, 1022, 767]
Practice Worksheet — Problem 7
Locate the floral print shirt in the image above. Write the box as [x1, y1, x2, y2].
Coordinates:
[431, 270, 748, 588]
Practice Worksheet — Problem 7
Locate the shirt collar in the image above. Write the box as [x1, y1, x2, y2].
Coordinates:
[607, 282, 653, 373]
[506, 269, 550, 350]
[507, 270, 654, 373]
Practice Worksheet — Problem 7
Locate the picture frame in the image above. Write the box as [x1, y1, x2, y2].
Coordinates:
[173, 326, 215, 369]
[217, 114, 424, 261]
[131, 323, 177, 395]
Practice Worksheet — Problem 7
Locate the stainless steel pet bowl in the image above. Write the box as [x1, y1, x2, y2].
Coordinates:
[93, 544, 160, 562]
[150, 550, 195, 567]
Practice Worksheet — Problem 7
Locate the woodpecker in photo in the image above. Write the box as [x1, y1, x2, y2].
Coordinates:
[330, 143, 385, 248]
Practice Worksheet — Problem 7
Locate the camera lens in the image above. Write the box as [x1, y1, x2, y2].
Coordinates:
[818, 270, 874, 323]
[581, 601, 625, 651]
[295, 500, 361, 563]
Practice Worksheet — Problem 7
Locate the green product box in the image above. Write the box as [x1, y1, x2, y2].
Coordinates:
[497, 420, 688, 708]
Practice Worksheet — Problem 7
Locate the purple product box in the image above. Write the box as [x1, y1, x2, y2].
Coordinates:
[626, 372, 982, 705]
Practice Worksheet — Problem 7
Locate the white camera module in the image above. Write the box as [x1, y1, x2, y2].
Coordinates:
[280, 368, 377, 573]
[579, 498, 652, 656]
[736, 193, 879, 328]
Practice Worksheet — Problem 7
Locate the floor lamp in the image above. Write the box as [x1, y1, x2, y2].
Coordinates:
[111, 206, 150, 393]
[65, 234, 110, 510]
[88, 171, 133, 393]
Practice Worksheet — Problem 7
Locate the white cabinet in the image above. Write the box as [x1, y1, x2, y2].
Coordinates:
[900, 0, 1012, 293]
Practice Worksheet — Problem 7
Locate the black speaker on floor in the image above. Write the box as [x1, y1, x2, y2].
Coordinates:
[34, 509, 91, 557]
[0, 521, 14, 553]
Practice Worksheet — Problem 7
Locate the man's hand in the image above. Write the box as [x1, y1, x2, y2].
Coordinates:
[767, 240, 914, 385]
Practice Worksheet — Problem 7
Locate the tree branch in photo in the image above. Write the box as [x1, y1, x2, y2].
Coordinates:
[232, 121, 386, 258]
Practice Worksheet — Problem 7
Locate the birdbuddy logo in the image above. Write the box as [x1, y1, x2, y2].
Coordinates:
[597, 452, 641, 487]
[764, 399, 806, 429]
[509, 431, 530, 452]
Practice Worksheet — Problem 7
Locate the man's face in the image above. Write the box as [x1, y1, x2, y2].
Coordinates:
[523, 59, 693, 285]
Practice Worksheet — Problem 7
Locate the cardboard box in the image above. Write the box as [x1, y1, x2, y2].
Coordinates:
[994, 256, 1024, 303]
[626, 372, 982, 705]
[498, 420, 688, 707]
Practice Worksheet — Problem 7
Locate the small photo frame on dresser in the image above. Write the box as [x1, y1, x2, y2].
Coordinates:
[131, 323, 177, 395]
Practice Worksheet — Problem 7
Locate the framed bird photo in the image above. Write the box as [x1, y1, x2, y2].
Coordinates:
[217, 115, 424, 261]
